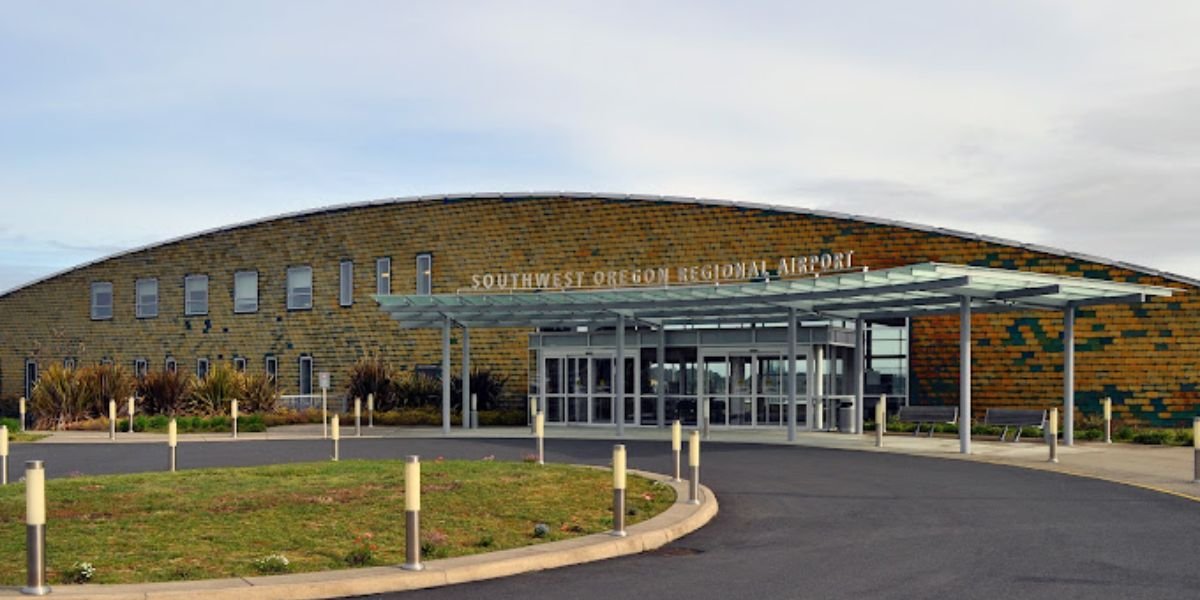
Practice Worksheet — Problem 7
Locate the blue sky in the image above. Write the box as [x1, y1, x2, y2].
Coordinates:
[3, 1, 1200, 292]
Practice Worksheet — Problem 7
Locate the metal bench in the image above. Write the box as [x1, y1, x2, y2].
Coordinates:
[896, 406, 959, 437]
[984, 408, 1047, 442]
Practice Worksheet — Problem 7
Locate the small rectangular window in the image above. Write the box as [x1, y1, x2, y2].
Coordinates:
[100, 357, 113, 366]
[340, 261, 353, 307]
[165, 356, 177, 374]
[63, 357, 76, 369]
[135, 278, 158, 318]
[185, 275, 209, 316]
[233, 356, 247, 372]
[91, 282, 114, 320]
[416, 253, 432, 295]
[287, 266, 313, 310]
[265, 355, 278, 382]
[234, 271, 258, 313]
[197, 358, 210, 380]
[299, 355, 314, 394]
[376, 258, 391, 295]
[24, 360, 38, 400]
[134, 358, 149, 379]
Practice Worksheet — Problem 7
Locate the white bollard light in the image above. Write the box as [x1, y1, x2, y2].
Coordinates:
[612, 445, 627, 537]
[1048, 408, 1059, 463]
[322, 388, 328, 440]
[1, 425, 8, 485]
[231, 399, 239, 439]
[128, 396, 135, 433]
[671, 420, 682, 482]
[535, 411, 545, 465]
[1103, 397, 1112, 444]
[471, 393, 478, 429]
[1193, 417, 1200, 484]
[355, 397, 362, 437]
[23, 460, 49, 595]
[109, 399, 116, 441]
[331, 415, 340, 462]
[688, 430, 701, 505]
[402, 455, 423, 571]
[367, 393, 375, 428]
[875, 395, 887, 448]
[168, 419, 178, 472]
[19, 397, 26, 433]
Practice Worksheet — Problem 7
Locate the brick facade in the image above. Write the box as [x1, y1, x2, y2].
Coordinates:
[1, 195, 1195, 426]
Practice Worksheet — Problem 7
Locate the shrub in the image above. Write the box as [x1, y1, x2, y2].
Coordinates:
[78, 364, 136, 418]
[253, 553, 290, 574]
[240, 372, 279, 413]
[345, 358, 398, 411]
[450, 369, 509, 411]
[190, 362, 241, 415]
[138, 369, 193, 416]
[64, 561, 95, 584]
[478, 410, 527, 426]
[263, 408, 324, 427]
[344, 532, 377, 566]
[1132, 429, 1172, 445]
[394, 372, 444, 408]
[31, 364, 89, 429]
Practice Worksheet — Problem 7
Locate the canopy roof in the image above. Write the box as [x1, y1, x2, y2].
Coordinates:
[374, 262, 1177, 329]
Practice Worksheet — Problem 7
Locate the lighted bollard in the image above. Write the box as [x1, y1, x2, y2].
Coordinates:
[1048, 408, 1059, 463]
[355, 397, 362, 437]
[875, 395, 887, 448]
[331, 415, 340, 462]
[19, 397, 26, 433]
[1103, 397, 1112, 444]
[1, 425, 8, 485]
[128, 396, 135, 433]
[529, 399, 538, 434]
[367, 393, 375, 428]
[22, 460, 49, 596]
[471, 393, 478, 429]
[109, 399, 116, 441]
[168, 419, 177, 472]
[322, 388, 328, 440]
[535, 411, 545, 465]
[1193, 418, 1200, 484]
[688, 430, 701, 505]
[231, 399, 239, 439]
[612, 445, 627, 537]
[671, 420, 682, 482]
[402, 455, 423, 571]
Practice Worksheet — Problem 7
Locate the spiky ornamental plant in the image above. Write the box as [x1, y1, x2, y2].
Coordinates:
[137, 369, 194, 416]
[78, 363, 136, 419]
[345, 357, 397, 411]
[189, 362, 243, 415]
[31, 363, 88, 429]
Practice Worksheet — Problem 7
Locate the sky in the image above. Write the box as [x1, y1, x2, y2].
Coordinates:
[2, 0, 1199, 292]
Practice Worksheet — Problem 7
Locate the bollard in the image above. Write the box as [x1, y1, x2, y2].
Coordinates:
[331, 415, 340, 462]
[22, 460, 50, 596]
[1, 425, 7, 485]
[322, 388, 328, 440]
[128, 396, 135, 433]
[367, 393, 374, 428]
[231, 399, 239, 439]
[875, 395, 886, 448]
[1103, 397, 1112, 444]
[535, 411, 545, 465]
[168, 419, 177, 473]
[19, 397, 26, 433]
[702, 400, 710, 440]
[402, 455, 423, 570]
[1193, 418, 1200, 484]
[529, 399, 538, 434]
[355, 397, 362, 437]
[471, 393, 478, 429]
[109, 399, 116, 441]
[815, 401, 824, 432]
[671, 420, 682, 482]
[1048, 408, 1059, 463]
[688, 431, 701, 504]
[612, 445, 627, 537]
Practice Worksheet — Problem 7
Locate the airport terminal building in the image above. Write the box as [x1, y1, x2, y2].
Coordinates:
[0, 193, 1194, 438]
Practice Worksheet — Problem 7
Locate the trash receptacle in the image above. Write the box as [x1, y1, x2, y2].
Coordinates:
[838, 403, 854, 433]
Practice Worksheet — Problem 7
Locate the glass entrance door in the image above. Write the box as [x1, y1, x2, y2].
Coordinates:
[701, 351, 804, 428]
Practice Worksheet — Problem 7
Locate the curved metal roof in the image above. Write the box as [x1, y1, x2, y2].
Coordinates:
[4, 191, 1197, 298]
[375, 262, 1177, 329]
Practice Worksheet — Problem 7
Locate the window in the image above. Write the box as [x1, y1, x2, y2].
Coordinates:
[233, 356, 247, 372]
[91, 282, 113, 320]
[24, 360, 37, 400]
[196, 358, 210, 380]
[416, 253, 432, 295]
[135, 278, 158, 318]
[339, 261, 353, 307]
[414, 364, 441, 380]
[165, 356, 177, 374]
[234, 271, 258, 313]
[265, 355, 278, 382]
[298, 355, 313, 394]
[63, 357, 76, 369]
[376, 258, 391, 295]
[134, 358, 149, 379]
[287, 266, 313, 310]
[185, 275, 209, 316]
[100, 357, 113, 366]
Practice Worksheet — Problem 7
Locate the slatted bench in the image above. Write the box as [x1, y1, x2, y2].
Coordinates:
[984, 408, 1047, 442]
[896, 406, 959, 437]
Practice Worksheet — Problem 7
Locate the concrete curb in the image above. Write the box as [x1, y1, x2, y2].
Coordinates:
[0, 469, 717, 599]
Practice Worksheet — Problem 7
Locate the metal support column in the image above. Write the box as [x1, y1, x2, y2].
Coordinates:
[787, 307, 798, 442]
[1064, 304, 1075, 446]
[657, 326, 666, 428]
[462, 326, 471, 430]
[441, 317, 451, 435]
[854, 318, 865, 435]
[615, 314, 625, 438]
[960, 296, 972, 455]
[815, 345, 825, 431]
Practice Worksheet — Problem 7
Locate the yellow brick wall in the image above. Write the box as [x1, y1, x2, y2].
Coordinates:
[0, 196, 1195, 425]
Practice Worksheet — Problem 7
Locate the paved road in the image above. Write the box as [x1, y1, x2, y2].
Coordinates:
[9, 437, 1200, 599]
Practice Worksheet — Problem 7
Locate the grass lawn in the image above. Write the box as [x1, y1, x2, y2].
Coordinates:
[0, 459, 674, 585]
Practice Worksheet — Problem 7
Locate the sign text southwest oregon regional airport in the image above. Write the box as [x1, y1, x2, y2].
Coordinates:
[470, 251, 856, 291]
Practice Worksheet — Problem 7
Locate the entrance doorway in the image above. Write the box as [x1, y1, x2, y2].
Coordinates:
[699, 351, 806, 428]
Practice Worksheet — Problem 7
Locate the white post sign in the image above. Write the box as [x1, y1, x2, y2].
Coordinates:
[319, 372, 330, 390]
